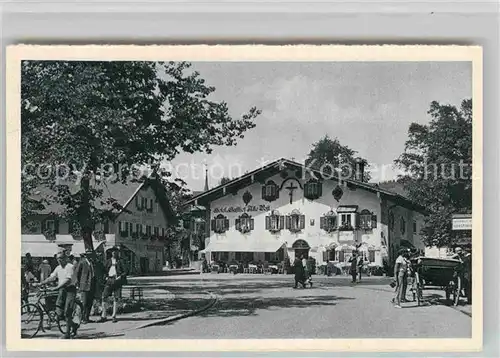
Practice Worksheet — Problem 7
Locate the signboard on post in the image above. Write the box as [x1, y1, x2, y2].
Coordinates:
[452, 214, 472, 231]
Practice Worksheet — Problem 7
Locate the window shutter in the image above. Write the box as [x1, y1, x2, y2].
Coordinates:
[41, 220, 47, 232]
[318, 182, 323, 197]
[371, 214, 377, 228]
[279, 215, 285, 229]
[250, 219, 254, 230]
[142, 224, 146, 234]
[355, 213, 360, 229]
[265, 216, 271, 230]
[150, 199, 153, 210]
[320, 216, 325, 230]
[276, 187, 280, 198]
[262, 186, 266, 199]
[119, 221, 123, 232]
[224, 218, 229, 230]
[135, 196, 140, 209]
[299, 215, 305, 229]
[235, 218, 241, 231]
[211, 219, 216, 232]
[323, 251, 328, 261]
[124, 223, 129, 237]
[285, 215, 291, 229]
[54, 219, 60, 234]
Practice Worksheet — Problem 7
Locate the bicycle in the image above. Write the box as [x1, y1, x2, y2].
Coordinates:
[21, 286, 83, 339]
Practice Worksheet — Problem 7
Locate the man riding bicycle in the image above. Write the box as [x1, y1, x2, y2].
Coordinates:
[34, 251, 78, 339]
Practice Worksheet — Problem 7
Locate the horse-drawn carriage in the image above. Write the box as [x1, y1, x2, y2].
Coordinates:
[410, 256, 469, 307]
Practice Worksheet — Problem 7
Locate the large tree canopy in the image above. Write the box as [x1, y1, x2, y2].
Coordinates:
[22, 61, 261, 250]
[395, 99, 472, 247]
[305, 135, 371, 182]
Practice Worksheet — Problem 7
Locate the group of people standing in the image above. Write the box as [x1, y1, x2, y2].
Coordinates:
[23, 247, 128, 339]
[292, 255, 314, 288]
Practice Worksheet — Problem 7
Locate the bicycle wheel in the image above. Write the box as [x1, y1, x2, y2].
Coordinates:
[21, 303, 42, 338]
[58, 301, 83, 337]
[453, 276, 462, 306]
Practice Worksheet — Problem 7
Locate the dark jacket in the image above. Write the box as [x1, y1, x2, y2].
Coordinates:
[75, 258, 95, 292]
[293, 258, 305, 281]
[104, 258, 127, 284]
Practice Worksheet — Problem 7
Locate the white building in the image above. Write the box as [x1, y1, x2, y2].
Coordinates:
[185, 158, 427, 269]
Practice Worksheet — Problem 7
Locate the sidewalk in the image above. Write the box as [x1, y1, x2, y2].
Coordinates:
[31, 287, 215, 339]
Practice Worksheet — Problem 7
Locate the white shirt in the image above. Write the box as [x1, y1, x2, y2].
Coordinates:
[49, 263, 74, 285]
[395, 255, 408, 273]
[108, 258, 117, 277]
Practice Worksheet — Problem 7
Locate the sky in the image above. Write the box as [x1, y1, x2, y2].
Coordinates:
[166, 62, 472, 191]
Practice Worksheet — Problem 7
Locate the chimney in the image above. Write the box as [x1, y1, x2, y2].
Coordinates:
[354, 157, 365, 182]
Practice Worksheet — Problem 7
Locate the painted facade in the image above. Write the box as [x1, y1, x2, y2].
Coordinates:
[188, 159, 427, 269]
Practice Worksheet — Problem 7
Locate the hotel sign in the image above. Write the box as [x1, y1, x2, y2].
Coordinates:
[452, 215, 472, 231]
[213, 205, 270, 214]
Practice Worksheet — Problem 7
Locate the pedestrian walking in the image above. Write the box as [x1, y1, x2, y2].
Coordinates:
[74, 250, 96, 324]
[293, 256, 306, 289]
[97, 250, 127, 323]
[356, 254, 364, 282]
[392, 249, 410, 308]
[305, 256, 314, 287]
[348, 251, 358, 283]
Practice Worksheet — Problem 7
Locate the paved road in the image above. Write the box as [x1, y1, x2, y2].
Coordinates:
[121, 274, 472, 339]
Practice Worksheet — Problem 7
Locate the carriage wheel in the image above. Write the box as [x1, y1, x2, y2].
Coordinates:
[415, 272, 422, 306]
[453, 276, 462, 306]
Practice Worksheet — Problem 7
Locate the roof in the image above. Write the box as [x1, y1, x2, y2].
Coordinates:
[29, 174, 176, 220]
[184, 158, 427, 214]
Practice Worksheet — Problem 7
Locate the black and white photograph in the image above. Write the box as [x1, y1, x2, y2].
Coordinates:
[6, 45, 481, 351]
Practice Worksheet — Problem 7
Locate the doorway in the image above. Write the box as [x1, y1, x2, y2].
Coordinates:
[292, 239, 310, 259]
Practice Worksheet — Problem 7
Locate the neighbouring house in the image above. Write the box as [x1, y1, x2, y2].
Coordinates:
[183, 158, 428, 272]
[21, 173, 176, 275]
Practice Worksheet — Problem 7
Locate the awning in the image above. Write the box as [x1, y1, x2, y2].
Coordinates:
[22, 242, 61, 257]
[203, 240, 284, 253]
[335, 244, 356, 252]
[70, 240, 105, 255]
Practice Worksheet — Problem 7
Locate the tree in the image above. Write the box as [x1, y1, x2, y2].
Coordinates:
[22, 61, 261, 251]
[395, 99, 472, 248]
[305, 135, 371, 182]
[219, 176, 232, 185]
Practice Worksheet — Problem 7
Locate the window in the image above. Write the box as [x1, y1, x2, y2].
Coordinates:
[400, 217, 406, 235]
[368, 250, 376, 263]
[146, 225, 152, 236]
[211, 214, 229, 234]
[236, 213, 254, 233]
[265, 252, 279, 262]
[339, 213, 353, 230]
[119, 221, 129, 237]
[286, 210, 305, 232]
[389, 212, 395, 231]
[338, 250, 345, 262]
[154, 227, 159, 236]
[304, 180, 323, 200]
[103, 220, 110, 234]
[262, 180, 279, 202]
[265, 210, 284, 232]
[413, 221, 417, 234]
[320, 211, 337, 232]
[235, 252, 242, 261]
[359, 209, 377, 230]
[147, 199, 154, 212]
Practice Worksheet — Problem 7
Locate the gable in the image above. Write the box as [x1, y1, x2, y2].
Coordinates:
[184, 158, 427, 214]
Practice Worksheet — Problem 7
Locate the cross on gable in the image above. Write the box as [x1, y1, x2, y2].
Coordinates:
[285, 182, 298, 204]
